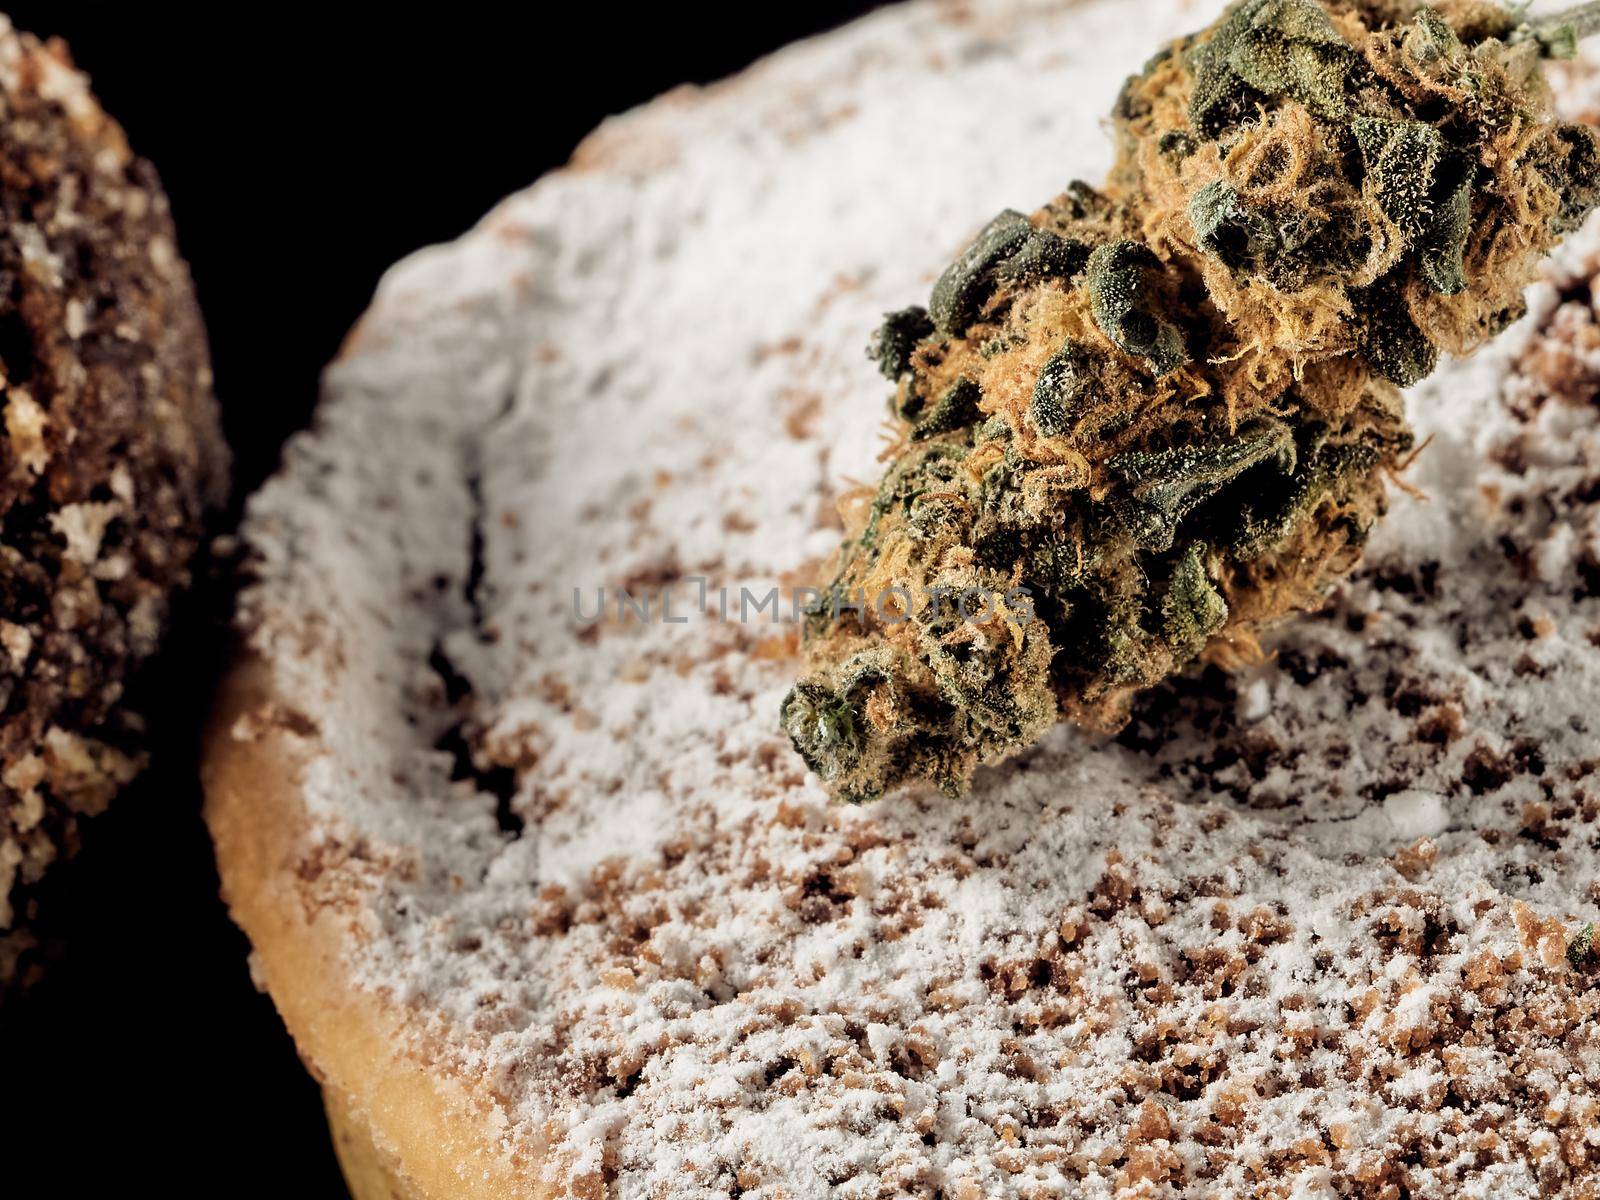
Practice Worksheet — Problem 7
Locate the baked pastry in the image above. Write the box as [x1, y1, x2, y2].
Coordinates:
[0, 15, 227, 986]
[207, 0, 1600, 1195]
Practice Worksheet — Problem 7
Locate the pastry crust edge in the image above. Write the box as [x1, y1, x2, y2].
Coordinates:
[202, 657, 546, 1200]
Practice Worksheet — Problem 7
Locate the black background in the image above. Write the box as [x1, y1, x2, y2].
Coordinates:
[0, 6, 883, 1195]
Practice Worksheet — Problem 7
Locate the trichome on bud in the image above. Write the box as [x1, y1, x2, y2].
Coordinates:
[783, 0, 1600, 802]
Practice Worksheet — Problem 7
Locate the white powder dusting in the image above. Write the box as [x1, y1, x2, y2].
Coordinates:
[236, 2, 1600, 1196]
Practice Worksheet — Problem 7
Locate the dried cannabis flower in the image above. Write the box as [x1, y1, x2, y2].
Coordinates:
[784, 0, 1600, 802]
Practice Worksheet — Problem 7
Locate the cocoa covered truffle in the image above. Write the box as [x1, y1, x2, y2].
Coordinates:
[0, 16, 227, 986]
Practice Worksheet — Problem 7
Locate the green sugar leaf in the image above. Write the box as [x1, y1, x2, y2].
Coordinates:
[869, 306, 935, 380]
[1162, 541, 1229, 655]
[1087, 241, 1189, 376]
[929, 210, 1033, 335]
[911, 377, 983, 441]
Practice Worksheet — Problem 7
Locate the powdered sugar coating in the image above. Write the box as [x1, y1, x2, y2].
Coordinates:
[237, 2, 1600, 1195]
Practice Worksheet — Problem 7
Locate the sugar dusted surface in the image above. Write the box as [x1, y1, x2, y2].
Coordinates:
[237, 2, 1600, 1196]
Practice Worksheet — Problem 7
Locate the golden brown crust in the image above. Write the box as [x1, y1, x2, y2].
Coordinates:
[325, 1084, 424, 1200]
[202, 658, 544, 1200]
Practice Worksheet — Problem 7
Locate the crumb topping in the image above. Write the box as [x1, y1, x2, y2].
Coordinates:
[0, 16, 227, 985]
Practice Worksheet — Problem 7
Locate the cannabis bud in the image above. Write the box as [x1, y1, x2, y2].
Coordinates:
[784, 0, 1600, 802]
